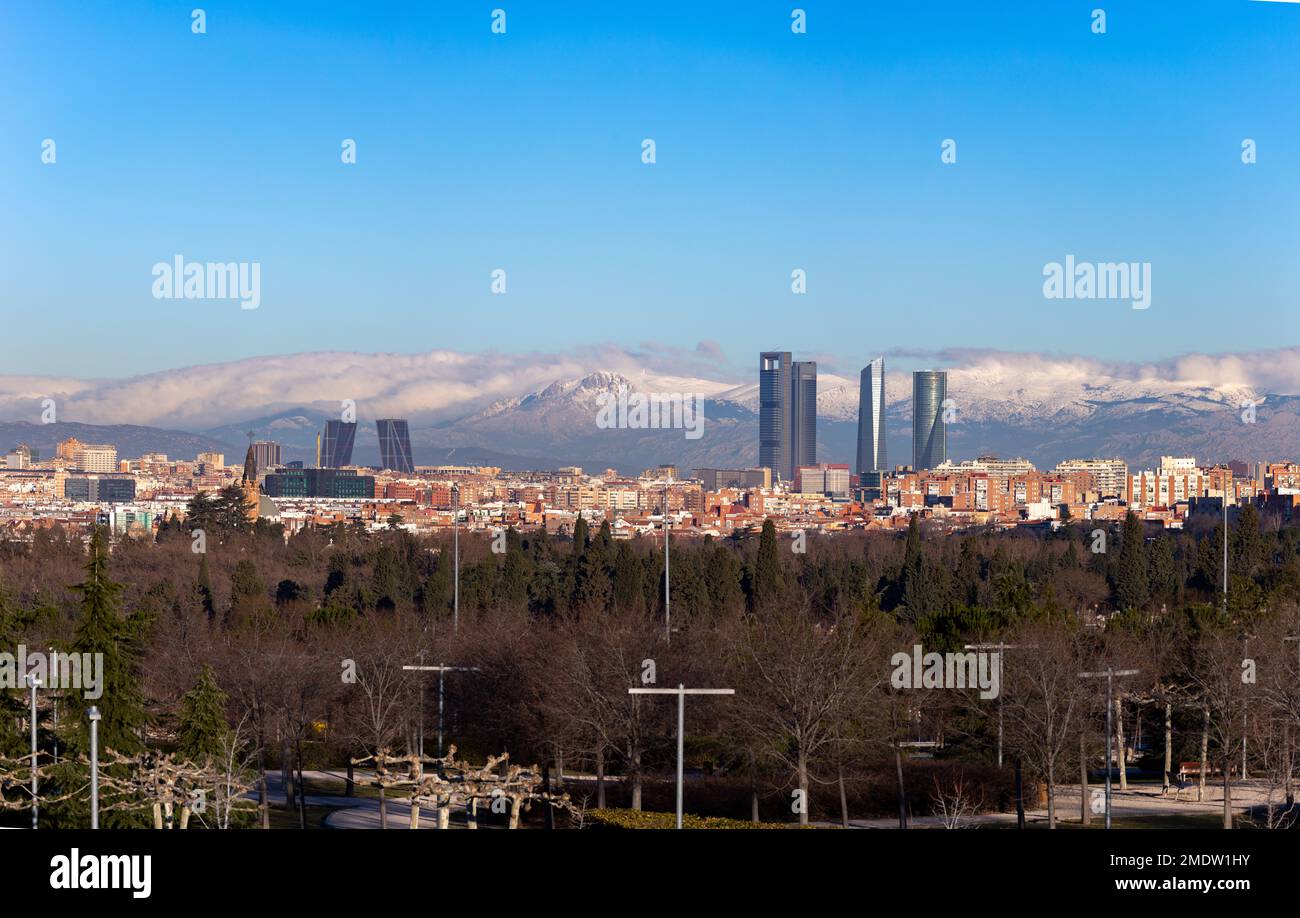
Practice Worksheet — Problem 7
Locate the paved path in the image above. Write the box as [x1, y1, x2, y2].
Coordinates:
[832, 779, 1282, 828]
[253, 770, 449, 829]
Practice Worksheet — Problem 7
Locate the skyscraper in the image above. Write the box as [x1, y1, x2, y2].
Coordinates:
[251, 440, 281, 473]
[759, 351, 791, 481]
[791, 360, 817, 474]
[912, 371, 947, 471]
[856, 357, 887, 475]
[759, 351, 816, 483]
[321, 420, 357, 468]
[376, 418, 414, 472]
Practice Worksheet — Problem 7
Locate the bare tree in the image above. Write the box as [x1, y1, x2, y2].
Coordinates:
[729, 606, 884, 825]
[1002, 619, 1087, 828]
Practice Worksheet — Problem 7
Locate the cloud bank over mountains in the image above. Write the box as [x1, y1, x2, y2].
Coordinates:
[0, 345, 1297, 431]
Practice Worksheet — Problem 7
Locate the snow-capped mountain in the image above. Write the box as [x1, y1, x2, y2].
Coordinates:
[1, 347, 1297, 472]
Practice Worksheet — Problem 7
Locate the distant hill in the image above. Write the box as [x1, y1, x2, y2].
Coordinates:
[0, 422, 237, 463]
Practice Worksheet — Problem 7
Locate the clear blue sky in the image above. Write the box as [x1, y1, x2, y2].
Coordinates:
[3, 1, 1298, 378]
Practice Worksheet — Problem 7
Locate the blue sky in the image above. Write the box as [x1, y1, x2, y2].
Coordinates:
[2, 0, 1298, 379]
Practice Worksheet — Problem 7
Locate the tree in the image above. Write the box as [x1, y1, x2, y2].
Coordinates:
[177, 665, 230, 761]
[729, 606, 883, 824]
[748, 519, 783, 610]
[1114, 512, 1149, 612]
[64, 529, 146, 755]
[1002, 618, 1086, 828]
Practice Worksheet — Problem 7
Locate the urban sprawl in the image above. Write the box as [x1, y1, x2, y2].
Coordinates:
[3, 355, 1298, 543]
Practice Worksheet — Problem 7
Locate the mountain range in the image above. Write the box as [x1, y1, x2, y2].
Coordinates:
[1, 348, 1298, 474]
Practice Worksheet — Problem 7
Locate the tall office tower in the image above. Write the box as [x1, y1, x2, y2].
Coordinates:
[321, 420, 357, 468]
[759, 352, 792, 481]
[791, 360, 817, 473]
[856, 357, 887, 475]
[251, 440, 282, 473]
[376, 418, 414, 472]
[912, 371, 948, 471]
[759, 352, 817, 482]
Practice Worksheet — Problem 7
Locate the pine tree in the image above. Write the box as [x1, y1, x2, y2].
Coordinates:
[176, 665, 230, 761]
[1232, 503, 1264, 581]
[750, 518, 783, 609]
[572, 516, 590, 555]
[1114, 511, 1149, 612]
[65, 529, 145, 755]
[612, 542, 645, 613]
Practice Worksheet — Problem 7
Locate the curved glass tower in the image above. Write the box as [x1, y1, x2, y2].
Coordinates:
[856, 357, 887, 475]
[911, 371, 947, 471]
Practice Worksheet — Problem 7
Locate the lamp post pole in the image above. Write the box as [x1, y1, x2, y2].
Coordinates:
[663, 482, 671, 643]
[453, 510, 460, 634]
[628, 685, 734, 828]
[403, 664, 481, 758]
[89, 706, 101, 829]
[28, 674, 40, 830]
[1080, 667, 1140, 829]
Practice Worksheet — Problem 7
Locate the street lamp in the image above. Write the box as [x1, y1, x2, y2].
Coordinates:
[1079, 667, 1140, 829]
[27, 674, 40, 830]
[453, 508, 461, 633]
[628, 684, 734, 828]
[88, 706, 101, 829]
[663, 480, 671, 643]
[403, 663, 481, 758]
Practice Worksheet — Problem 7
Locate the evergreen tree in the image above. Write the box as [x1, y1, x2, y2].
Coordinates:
[1232, 503, 1265, 581]
[572, 516, 590, 555]
[228, 559, 269, 627]
[750, 518, 783, 609]
[612, 542, 645, 613]
[65, 529, 145, 755]
[1114, 511, 1149, 611]
[176, 665, 230, 761]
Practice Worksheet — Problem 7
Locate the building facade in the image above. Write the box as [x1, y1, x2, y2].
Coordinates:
[321, 420, 357, 468]
[376, 419, 414, 473]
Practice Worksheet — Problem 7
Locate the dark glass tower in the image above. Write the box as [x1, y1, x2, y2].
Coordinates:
[759, 351, 816, 483]
[376, 418, 414, 472]
[912, 371, 947, 471]
[791, 360, 817, 474]
[321, 420, 357, 468]
[856, 357, 887, 475]
[759, 351, 791, 481]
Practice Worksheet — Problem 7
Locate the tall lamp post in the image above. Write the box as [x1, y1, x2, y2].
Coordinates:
[628, 684, 734, 828]
[403, 663, 481, 758]
[27, 674, 40, 830]
[88, 706, 101, 829]
[663, 480, 671, 643]
[453, 508, 461, 634]
[1079, 667, 1139, 829]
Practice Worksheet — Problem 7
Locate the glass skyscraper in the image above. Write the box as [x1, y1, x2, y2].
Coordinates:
[759, 351, 816, 483]
[321, 420, 357, 468]
[759, 351, 791, 481]
[376, 418, 414, 472]
[791, 360, 817, 475]
[856, 357, 887, 475]
[912, 370, 947, 471]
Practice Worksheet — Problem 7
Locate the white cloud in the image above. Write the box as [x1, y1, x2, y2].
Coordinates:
[1, 345, 1298, 430]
